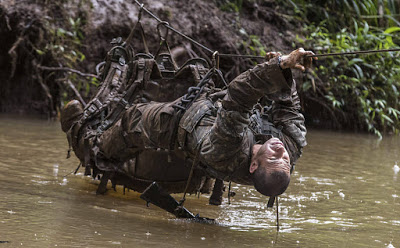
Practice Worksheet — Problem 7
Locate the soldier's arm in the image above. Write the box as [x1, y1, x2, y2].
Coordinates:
[197, 56, 295, 168]
[264, 48, 315, 166]
[198, 49, 314, 168]
[268, 81, 307, 168]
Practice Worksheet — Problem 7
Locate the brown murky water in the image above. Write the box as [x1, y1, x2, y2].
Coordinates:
[0, 115, 399, 247]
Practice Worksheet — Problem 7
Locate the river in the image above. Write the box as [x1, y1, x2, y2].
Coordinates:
[0, 115, 399, 247]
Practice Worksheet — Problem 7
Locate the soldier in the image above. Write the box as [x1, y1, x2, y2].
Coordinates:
[62, 47, 314, 201]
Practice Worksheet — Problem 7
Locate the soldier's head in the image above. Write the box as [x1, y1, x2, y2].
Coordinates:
[249, 137, 291, 197]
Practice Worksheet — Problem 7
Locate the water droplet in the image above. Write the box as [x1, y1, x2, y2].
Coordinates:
[201, 237, 206, 240]
[393, 162, 399, 174]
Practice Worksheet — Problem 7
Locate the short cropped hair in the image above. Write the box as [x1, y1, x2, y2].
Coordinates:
[252, 151, 291, 196]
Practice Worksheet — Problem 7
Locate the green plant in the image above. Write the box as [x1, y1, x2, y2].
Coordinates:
[37, 17, 86, 67]
[277, 0, 400, 136]
[34, 6, 98, 107]
[241, 35, 267, 57]
[298, 22, 400, 137]
[216, 0, 243, 13]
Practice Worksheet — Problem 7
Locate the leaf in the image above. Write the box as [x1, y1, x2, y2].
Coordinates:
[385, 15, 400, 27]
[353, 64, 364, 79]
[384, 26, 400, 34]
[382, 114, 394, 124]
[348, 58, 364, 66]
[351, 0, 360, 15]
[85, 82, 90, 96]
[57, 28, 66, 36]
[35, 49, 45, 55]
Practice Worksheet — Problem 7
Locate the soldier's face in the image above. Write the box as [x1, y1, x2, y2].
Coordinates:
[249, 138, 291, 196]
[250, 138, 290, 174]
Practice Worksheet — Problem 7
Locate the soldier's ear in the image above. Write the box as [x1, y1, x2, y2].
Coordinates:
[249, 161, 259, 174]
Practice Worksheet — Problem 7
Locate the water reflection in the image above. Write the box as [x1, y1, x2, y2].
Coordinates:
[0, 115, 399, 247]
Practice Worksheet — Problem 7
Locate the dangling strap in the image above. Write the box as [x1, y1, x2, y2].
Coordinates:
[178, 128, 211, 207]
[276, 196, 280, 231]
[124, 4, 150, 54]
[154, 21, 178, 70]
[179, 152, 200, 206]
[267, 196, 280, 231]
[267, 196, 275, 207]
[66, 129, 72, 159]
[228, 181, 232, 204]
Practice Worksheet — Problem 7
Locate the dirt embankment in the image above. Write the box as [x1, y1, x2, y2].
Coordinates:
[0, 0, 295, 117]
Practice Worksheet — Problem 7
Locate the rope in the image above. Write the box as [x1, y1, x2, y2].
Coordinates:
[276, 196, 279, 231]
[133, 0, 214, 54]
[132, 0, 400, 62]
[220, 53, 265, 59]
[306, 48, 400, 58]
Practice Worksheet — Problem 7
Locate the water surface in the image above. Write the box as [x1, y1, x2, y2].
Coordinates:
[0, 115, 399, 247]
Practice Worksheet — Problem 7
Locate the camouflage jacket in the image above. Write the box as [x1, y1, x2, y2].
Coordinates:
[99, 57, 306, 185]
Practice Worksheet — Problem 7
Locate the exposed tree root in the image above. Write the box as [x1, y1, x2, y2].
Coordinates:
[8, 36, 24, 78]
[38, 66, 98, 79]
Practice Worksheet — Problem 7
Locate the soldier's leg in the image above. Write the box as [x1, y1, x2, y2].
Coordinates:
[97, 105, 145, 163]
[209, 178, 224, 205]
[98, 101, 177, 163]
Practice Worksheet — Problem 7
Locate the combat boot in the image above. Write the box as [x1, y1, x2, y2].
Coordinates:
[60, 100, 83, 132]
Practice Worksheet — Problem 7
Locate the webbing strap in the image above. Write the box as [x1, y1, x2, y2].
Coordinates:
[98, 59, 148, 133]
[124, 4, 150, 54]
[83, 128, 92, 176]
[178, 128, 211, 207]
[168, 69, 215, 151]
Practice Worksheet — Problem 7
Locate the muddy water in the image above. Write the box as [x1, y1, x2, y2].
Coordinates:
[0, 115, 399, 248]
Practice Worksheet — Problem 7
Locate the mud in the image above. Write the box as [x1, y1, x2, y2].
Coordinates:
[0, 0, 294, 116]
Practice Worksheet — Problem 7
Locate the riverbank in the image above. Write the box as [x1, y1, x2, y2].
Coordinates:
[1, 0, 400, 135]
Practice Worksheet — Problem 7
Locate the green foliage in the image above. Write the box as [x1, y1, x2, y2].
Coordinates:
[34, 1, 97, 106]
[281, 0, 400, 32]
[40, 17, 86, 67]
[242, 35, 267, 57]
[278, 0, 400, 136]
[216, 0, 243, 13]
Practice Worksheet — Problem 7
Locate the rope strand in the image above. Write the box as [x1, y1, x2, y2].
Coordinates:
[306, 48, 400, 58]
[133, 0, 214, 54]
[132, 0, 400, 61]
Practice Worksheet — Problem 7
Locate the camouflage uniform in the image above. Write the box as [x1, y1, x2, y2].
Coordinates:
[97, 56, 307, 185]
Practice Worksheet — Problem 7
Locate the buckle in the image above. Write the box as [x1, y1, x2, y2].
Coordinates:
[138, 59, 146, 70]
[118, 98, 128, 107]
[93, 99, 102, 109]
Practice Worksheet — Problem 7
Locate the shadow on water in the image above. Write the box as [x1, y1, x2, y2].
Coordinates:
[0, 115, 399, 247]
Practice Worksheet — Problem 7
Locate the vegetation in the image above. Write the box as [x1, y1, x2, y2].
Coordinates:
[35, 3, 99, 106]
[216, 0, 400, 136]
[3, 0, 399, 137]
[277, 0, 400, 137]
[215, 0, 244, 13]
